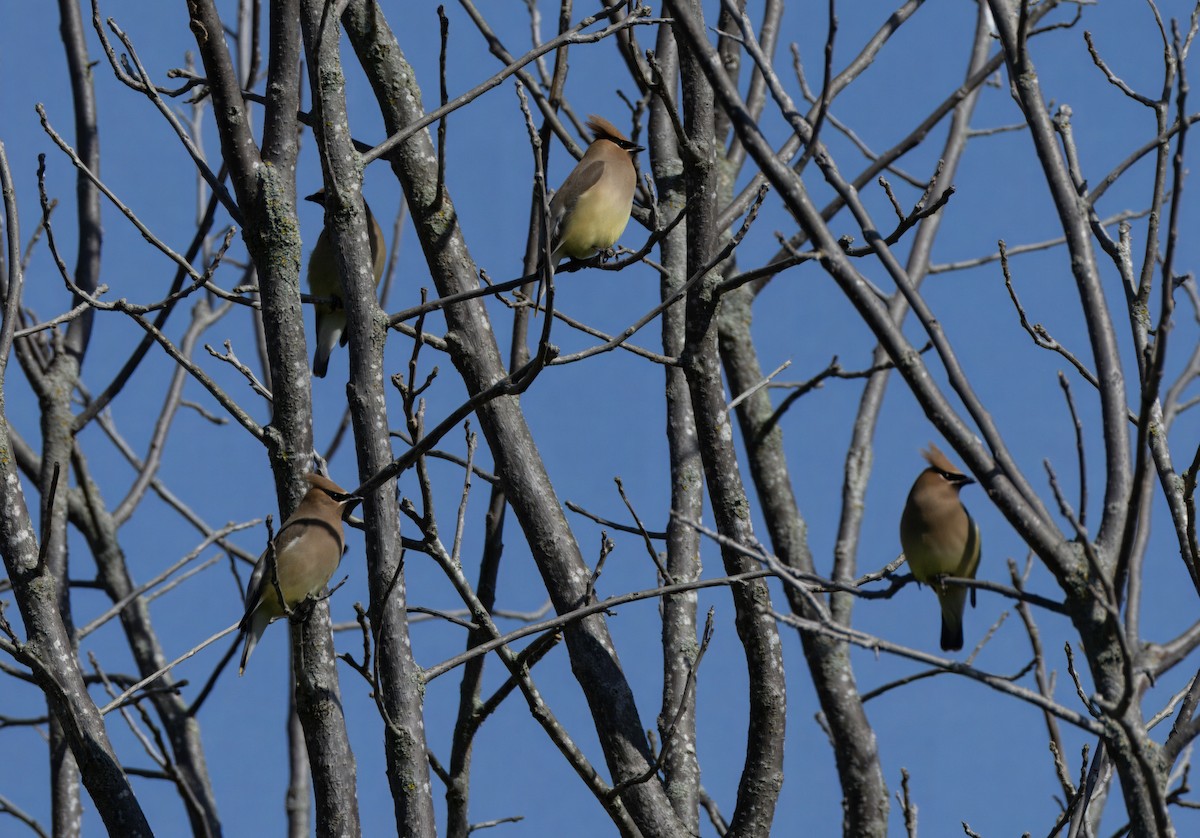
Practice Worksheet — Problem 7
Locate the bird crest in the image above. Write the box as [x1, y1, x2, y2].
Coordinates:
[305, 472, 348, 495]
[587, 115, 630, 145]
[921, 443, 964, 477]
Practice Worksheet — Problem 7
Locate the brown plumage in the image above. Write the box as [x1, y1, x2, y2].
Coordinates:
[899, 443, 981, 652]
[536, 116, 643, 311]
[307, 190, 387, 378]
[238, 473, 358, 674]
[548, 116, 642, 263]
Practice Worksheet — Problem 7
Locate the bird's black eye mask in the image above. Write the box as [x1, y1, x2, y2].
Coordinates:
[325, 490, 363, 522]
[934, 467, 974, 487]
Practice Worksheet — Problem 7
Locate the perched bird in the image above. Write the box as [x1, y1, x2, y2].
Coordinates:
[238, 473, 358, 674]
[899, 444, 982, 652]
[306, 190, 387, 378]
[537, 116, 643, 310]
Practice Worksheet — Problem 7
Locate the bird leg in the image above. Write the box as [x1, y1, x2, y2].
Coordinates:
[930, 573, 976, 607]
[289, 596, 317, 625]
[287, 575, 349, 626]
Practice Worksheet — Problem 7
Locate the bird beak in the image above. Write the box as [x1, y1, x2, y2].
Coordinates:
[632, 145, 645, 153]
[332, 491, 363, 509]
[304, 190, 325, 205]
[340, 498, 363, 522]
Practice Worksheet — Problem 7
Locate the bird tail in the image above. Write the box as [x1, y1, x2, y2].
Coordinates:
[238, 609, 271, 675]
[936, 584, 968, 652]
[940, 611, 964, 653]
[311, 308, 345, 379]
[312, 348, 331, 379]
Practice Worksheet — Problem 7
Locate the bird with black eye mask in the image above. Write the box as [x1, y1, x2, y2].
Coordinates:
[899, 444, 982, 652]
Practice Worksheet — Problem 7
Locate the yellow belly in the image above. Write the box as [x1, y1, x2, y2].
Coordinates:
[556, 191, 633, 259]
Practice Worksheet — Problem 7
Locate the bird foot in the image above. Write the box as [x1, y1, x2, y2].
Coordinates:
[288, 597, 318, 624]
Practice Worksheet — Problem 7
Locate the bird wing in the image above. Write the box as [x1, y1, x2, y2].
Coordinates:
[365, 203, 387, 285]
[549, 160, 607, 245]
[239, 515, 345, 627]
[239, 544, 272, 630]
[306, 230, 339, 298]
[963, 514, 982, 607]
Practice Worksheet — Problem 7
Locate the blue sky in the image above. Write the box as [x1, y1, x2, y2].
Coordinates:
[2, 1, 1199, 835]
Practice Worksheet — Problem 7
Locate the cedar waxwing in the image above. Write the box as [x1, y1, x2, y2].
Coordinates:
[306, 190, 387, 378]
[238, 473, 357, 674]
[899, 444, 982, 652]
[537, 116, 643, 309]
